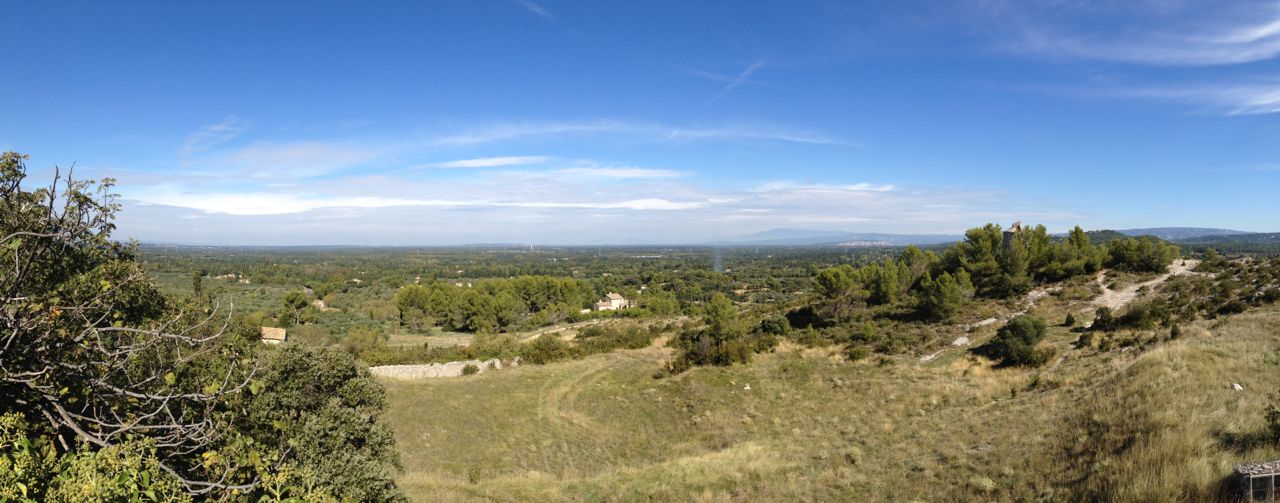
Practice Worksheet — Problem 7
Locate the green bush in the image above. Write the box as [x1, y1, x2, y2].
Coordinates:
[671, 294, 761, 370]
[520, 334, 575, 364]
[845, 346, 871, 361]
[1217, 299, 1248, 316]
[461, 363, 480, 376]
[991, 316, 1049, 366]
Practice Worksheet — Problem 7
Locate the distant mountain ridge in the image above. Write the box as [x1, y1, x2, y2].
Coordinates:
[1116, 227, 1251, 240]
[1175, 232, 1280, 244]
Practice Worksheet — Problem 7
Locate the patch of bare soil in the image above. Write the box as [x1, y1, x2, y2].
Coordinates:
[1091, 259, 1200, 311]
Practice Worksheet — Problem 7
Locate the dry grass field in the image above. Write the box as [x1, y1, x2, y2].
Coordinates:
[382, 295, 1280, 501]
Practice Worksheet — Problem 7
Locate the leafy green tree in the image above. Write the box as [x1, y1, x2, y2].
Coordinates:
[0, 152, 259, 495]
[242, 345, 404, 502]
[640, 288, 681, 315]
[869, 260, 901, 305]
[672, 293, 756, 369]
[192, 270, 204, 298]
[919, 270, 971, 320]
[1106, 236, 1179, 273]
[0, 152, 403, 499]
[944, 224, 1007, 297]
[393, 284, 433, 332]
[283, 289, 310, 325]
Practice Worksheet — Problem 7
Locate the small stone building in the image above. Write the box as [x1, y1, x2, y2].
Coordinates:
[1236, 460, 1280, 501]
[259, 326, 287, 345]
[594, 292, 629, 311]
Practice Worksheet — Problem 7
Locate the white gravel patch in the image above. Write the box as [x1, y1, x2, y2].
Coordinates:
[369, 357, 516, 379]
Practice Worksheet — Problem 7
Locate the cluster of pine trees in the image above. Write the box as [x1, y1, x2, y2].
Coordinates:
[393, 276, 597, 333]
[812, 223, 1178, 323]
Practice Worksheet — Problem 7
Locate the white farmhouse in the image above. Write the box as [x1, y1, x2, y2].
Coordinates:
[594, 292, 630, 311]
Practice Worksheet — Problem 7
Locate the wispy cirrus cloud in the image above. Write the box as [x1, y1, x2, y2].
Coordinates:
[181, 117, 250, 156]
[751, 181, 895, 192]
[128, 189, 710, 215]
[434, 155, 552, 168]
[512, 0, 553, 19]
[1120, 81, 1280, 115]
[217, 141, 386, 178]
[428, 120, 845, 146]
[173, 119, 846, 184]
[553, 167, 685, 178]
[986, 1, 1280, 66]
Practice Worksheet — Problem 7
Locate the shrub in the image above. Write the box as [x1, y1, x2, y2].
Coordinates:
[1217, 299, 1248, 316]
[671, 294, 768, 371]
[461, 364, 479, 376]
[845, 346, 871, 361]
[521, 335, 575, 364]
[791, 327, 828, 347]
[991, 316, 1048, 366]
[760, 315, 792, 335]
[1091, 307, 1115, 331]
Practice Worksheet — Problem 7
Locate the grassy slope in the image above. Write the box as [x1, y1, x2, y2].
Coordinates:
[384, 301, 1280, 501]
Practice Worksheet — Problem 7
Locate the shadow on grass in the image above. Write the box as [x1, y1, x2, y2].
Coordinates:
[1213, 428, 1274, 454]
[966, 341, 1024, 369]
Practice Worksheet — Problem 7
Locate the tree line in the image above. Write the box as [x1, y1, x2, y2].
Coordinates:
[811, 223, 1179, 324]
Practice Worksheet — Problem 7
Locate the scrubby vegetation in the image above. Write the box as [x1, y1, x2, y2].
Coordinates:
[5, 149, 1278, 501]
[989, 316, 1051, 366]
[0, 153, 402, 501]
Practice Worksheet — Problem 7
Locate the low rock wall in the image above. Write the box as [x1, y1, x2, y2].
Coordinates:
[370, 357, 519, 379]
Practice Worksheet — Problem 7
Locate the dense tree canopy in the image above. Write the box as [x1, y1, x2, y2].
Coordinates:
[0, 152, 402, 500]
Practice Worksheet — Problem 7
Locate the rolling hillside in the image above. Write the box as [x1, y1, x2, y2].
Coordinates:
[382, 295, 1280, 501]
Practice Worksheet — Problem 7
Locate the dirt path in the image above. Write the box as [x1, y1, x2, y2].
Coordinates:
[922, 259, 1199, 363]
[519, 319, 610, 342]
[538, 357, 611, 431]
[1091, 259, 1200, 311]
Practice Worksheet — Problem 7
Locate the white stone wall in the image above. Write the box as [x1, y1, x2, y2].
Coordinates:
[369, 357, 517, 379]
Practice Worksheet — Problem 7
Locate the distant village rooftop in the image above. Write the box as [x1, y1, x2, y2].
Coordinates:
[595, 292, 630, 311]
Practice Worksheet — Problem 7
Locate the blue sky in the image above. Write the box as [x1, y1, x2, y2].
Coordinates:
[2, 0, 1279, 245]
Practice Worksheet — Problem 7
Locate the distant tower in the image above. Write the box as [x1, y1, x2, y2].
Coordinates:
[1003, 221, 1023, 247]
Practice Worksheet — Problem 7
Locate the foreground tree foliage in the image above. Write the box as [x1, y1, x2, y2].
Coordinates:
[0, 153, 403, 500]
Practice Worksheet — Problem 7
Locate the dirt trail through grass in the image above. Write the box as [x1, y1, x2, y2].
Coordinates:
[519, 319, 610, 342]
[922, 260, 1198, 363]
[1092, 259, 1199, 311]
[539, 357, 612, 431]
